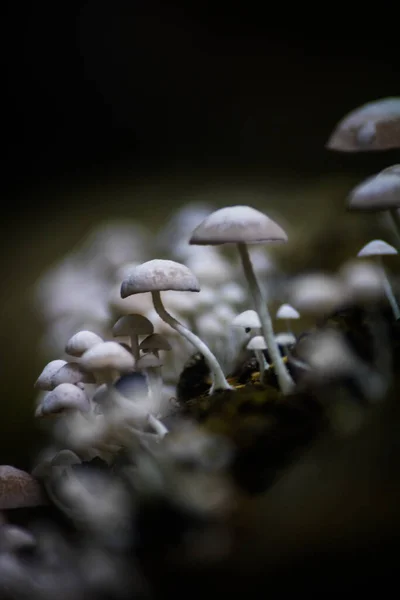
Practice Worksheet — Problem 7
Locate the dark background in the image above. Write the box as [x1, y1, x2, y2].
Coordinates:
[2, 2, 400, 468]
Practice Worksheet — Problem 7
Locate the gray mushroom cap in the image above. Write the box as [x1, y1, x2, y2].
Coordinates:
[113, 314, 154, 336]
[276, 304, 300, 320]
[35, 359, 67, 390]
[326, 97, 400, 152]
[65, 330, 104, 357]
[348, 172, 400, 211]
[50, 362, 96, 387]
[189, 205, 288, 245]
[40, 383, 90, 416]
[139, 333, 172, 352]
[232, 309, 261, 329]
[121, 259, 200, 297]
[247, 335, 267, 350]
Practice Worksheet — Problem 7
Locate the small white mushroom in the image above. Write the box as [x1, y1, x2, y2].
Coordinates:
[50, 362, 96, 387]
[34, 359, 67, 390]
[357, 239, 400, 319]
[276, 303, 300, 335]
[65, 330, 104, 358]
[80, 341, 135, 386]
[232, 309, 261, 333]
[39, 383, 90, 416]
[139, 333, 172, 358]
[246, 335, 269, 381]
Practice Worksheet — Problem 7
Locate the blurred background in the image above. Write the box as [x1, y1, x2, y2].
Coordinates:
[3, 1, 400, 468]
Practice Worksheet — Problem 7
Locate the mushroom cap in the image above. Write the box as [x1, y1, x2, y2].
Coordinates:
[50, 362, 96, 387]
[0, 524, 37, 552]
[247, 335, 267, 350]
[380, 164, 400, 177]
[65, 330, 104, 357]
[112, 314, 154, 337]
[120, 259, 200, 297]
[276, 303, 300, 320]
[348, 173, 400, 211]
[139, 333, 172, 352]
[136, 354, 163, 369]
[339, 260, 385, 303]
[189, 205, 288, 245]
[35, 359, 68, 390]
[357, 239, 398, 257]
[326, 97, 400, 152]
[275, 332, 296, 346]
[81, 341, 135, 373]
[232, 309, 261, 329]
[0, 466, 44, 510]
[40, 383, 90, 415]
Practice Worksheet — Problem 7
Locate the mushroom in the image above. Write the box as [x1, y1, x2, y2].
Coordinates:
[65, 330, 104, 358]
[139, 333, 172, 358]
[34, 359, 67, 390]
[246, 335, 269, 381]
[357, 239, 400, 320]
[112, 314, 154, 361]
[347, 168, 400, 248]
[80, 341, 135, 386]
[232, 309, 261, 334]
[50, 362, 96, 387]
[339, 260, 385, 305]
[120, 259, 232, 393]
[326, 97, 400, 152]
[275, 332, 297, 356]
[37, 383, 90, 417]
[276, 303, 300, 335]
[288, 273, 350, 317]
[0, 466, 45, 510]
[0, 525, 36, 553]
[189, 205, 294, 394]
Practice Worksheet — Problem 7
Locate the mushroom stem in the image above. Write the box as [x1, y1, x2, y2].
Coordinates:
[237, 242, 294, 394]
[145, 366, 163, 414]
[377, 257, 400, 320]
[254, 349, 268, 381]
[130, 335, 140, 362]
[151, 291, 233, 394]
[147, 414, 168, 438]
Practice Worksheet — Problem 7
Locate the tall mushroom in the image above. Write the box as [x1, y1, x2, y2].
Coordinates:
[189, 205, 294, 394]
[120, 259, 232, 393]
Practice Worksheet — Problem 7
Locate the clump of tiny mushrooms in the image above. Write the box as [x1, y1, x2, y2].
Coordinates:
[29, 95, 400, 468]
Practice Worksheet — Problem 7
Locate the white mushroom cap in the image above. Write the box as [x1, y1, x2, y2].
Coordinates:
[34, 359, 67, 390]
[50, 362, 96, 387]
[348, 173, 400, 211]
[112, 314, 154, 337]
[275, 332, 296, 346]
[81, 341, 135, 373]
[380, 164, 400, 177]
[326, 97, 400, 152]
[189, 205, 288, 245]
[296, 329, 358, 379]
[65, 330, 104, 357]
[0, 466, 44, 510]
[247, 335, 267, 350]
[120, 259, 200, 297]
[232, 309, 261, 329]
[40, 383, 90, 415]
[136, 354, 163, 369]
[339, 260, 385, 303]
[276, 303, 300, 320]
[357, 239, 398, 257]
[139, 333, 172, 352]
[289, 274, 350, 315]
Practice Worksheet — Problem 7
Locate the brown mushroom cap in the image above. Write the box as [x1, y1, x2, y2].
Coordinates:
[189, 205, 288, 245]
[0, 466, 45, 510]
[120, 259, 200, 297]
